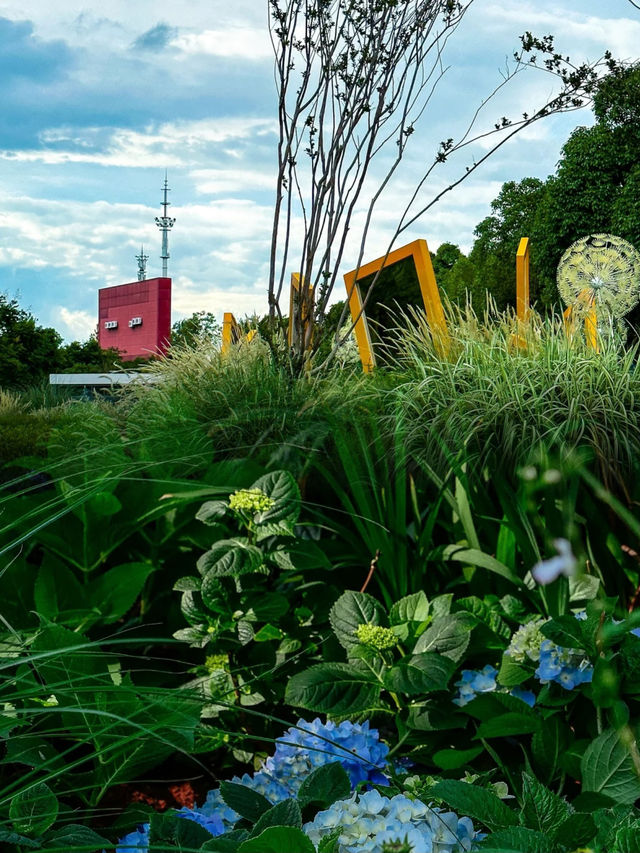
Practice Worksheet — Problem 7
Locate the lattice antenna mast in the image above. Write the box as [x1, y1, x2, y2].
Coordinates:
[136, 245, 149, 281]
[155, 171, 176, 277]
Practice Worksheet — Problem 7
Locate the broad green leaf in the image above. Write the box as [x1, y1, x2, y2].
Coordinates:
[196, 500, 229, 524]
[285, 663, 381, 714]
[497, 656, 530, 688]
[202, 829, 249, 851]
[149, 810, 214, 848]
[614, 825, 640, 853]
[270, 542, 331, 571]
[431, 780, 518, 831]
[34, 555, 85, 622]
[475, 713, 540, 739]
[198, 540, 264, 580]
[297, 762, 351, 809]
[531, 716, 570, 783]
[330, 590, 386, 653]
[551, 813, 596, 849]
[430, 594, 453, 618]
[86, 491, 122, 517]
[569, 574, 600, 602]
[520, 773, 571, 835]
[433, 746, 483, 770]
[220, 782, 271, 823]
[413, 613, 474, 661]
[581, 728, 640, 804]
[249, 799, 301, 837]
[317, 829, 341, 853]
[389, 592, 430, 625]
[456, 596, 511, 641]
[253, 623, 284, 642]
[244, 592, 289, 622]
[173, 575, 202, 592]
[478, 826, 551, 852]
[239, 826, 315, 853]
[441, 545, 523, 587]
[0, 829, 41, 848]
[383, 653, 455, 695]
[91, 562, 155, 624]
[252, 470, 301, 526]
[43, 824, 110, 851]
[540, 615, 591, 653]
[10, 782, 58, 837]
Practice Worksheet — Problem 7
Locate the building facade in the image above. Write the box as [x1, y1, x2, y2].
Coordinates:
[98, 277, 171, 359]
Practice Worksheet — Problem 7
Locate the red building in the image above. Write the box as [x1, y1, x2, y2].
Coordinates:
[98, 277, 171, 359]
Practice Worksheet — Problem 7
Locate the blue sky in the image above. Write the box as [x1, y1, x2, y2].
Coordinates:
[0, 0, 638, 340]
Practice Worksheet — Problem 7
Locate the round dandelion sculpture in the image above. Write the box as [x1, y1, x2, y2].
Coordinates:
[557, 234, 640, 341]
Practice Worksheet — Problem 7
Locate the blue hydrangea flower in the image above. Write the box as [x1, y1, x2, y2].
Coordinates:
[115, 823, 149, 852]
[304, 790, 482, 853]
[531, 538, 576, 585]
[535, 639, 593, 689]
[509, 687, 536, 707]
[452, 665, 498, 707]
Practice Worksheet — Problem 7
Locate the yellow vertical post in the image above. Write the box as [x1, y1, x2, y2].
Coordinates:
[288, 273, 314, 352]
[516, 237, 530, 322]
[222, 312, 238, 354]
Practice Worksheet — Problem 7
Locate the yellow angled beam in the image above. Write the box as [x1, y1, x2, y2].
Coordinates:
[516, 237, 530, 322]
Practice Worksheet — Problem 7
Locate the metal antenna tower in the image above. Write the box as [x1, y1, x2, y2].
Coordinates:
[135, 245, 149, 281]
[155, 171, 176, 277]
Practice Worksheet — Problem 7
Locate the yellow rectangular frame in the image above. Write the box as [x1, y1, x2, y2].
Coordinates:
[343, 238, 448, 372]
[222, 312, 241, 354]
[287, 273, 314, 351]
[516, 237, 530, 322]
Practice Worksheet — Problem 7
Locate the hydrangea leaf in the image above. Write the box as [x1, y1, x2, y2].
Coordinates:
[251, 471, 301, 527]
[520, 772, 571, 835]
[198, 540, 264, 581]
[532, 716, 570, 783]
[412, 613, 474, 661]
[432, 746, 483, 770]
[297, 762, 351, 809]
[149, 810, 214, 847]
[0, 830, 40, 849]
[330, 590, 386, 653]
[497, 656, 530, 688]
[581, 728, 640, 804]
[43, 824, 111, 850]
[431, 780, 518, 831]
[249, 799, 302, 837]
[474, 712, 540, 739]
[478, 826, 551, 852]
[285, 663, 381, 714]
[238, 826, 315, 853]
[551, 812, 596, 849]
[9, 782, 58, 837]
[389, 591, 430, 625]
[540, 615, 593, 654]
[383, 653, 456, 695]
[219, 782, 272, 823]
[196, 500, 229, 525]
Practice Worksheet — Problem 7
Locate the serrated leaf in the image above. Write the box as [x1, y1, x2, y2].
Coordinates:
[317, 828, 341, 853]
[174, 575, 202, 592]
[249, 799, 301, 837]
[478, 826, 551, 852]
[383, 653, 455, 695]
[430, 594, 453, 617]
[433, 746, 483, 770]
[270, 542, 331, 571]
[475, 713, 540, 739]
[581, 728, 640, 804]
[614, 825, 640, 853]
[551, 812, 596, 849]
[285, 663, 381, 714]
[497, 656, 530, 688]
[196, 500, 229, 524]
[202, 829, 249, 851]
[150, 810, 214, 848]
[329, 591, 386, 653]
[569, 574, 600, 602]
[220, 782, 271, 823]
[252, 470, 301, 526]
[389, 592, 430, 625]
[238, 826, 315, 852]
[198, 540, 264, 580]
[0, 829, 41, 848]
[412, 613, 474, 661]
[520, 773, 571, 835]
[297, 762, 351, 809]
[431, 780, 518, 831]
[44, 824, 110, 851]
[540, 615, 591, 653]
[10, 782, 58, 837]
[456, 596, 511, 641]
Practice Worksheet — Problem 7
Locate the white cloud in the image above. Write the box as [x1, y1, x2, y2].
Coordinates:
[171, 28, 272, 60]
[57, 306, 97, 340]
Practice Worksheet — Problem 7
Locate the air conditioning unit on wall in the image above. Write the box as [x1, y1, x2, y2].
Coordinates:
[128, 317, 143, 328]
[104, 320, 118, 329]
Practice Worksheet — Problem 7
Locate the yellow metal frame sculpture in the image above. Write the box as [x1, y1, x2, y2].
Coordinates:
[287, 273, 314, 352]
[343, 239, 448, 372]
[516, 238, 530, 322]
[563, 293, 599, 352]
[222, 313, 256, 354]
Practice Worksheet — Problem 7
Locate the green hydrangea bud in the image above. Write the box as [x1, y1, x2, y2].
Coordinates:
[381, 840, 412, 853]
[355, 623, 397, 651]
[228, 488, 275, 515]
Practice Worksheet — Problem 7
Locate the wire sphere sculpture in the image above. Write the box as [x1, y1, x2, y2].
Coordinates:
[557, 234, 640, 326]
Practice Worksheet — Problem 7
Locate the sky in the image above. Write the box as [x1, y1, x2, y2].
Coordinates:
[0, 0, 638, 341]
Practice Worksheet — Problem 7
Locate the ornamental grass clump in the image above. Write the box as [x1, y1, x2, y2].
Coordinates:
[379, 301, 640, 479]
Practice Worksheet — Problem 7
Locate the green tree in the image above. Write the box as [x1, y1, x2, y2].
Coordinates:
[171, 311, 221, 347]
[57, 336, 123, 373]
[0, 294, 62, 389]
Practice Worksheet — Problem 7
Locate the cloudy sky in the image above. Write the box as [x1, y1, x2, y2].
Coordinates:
[0, 0, 638, 340]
